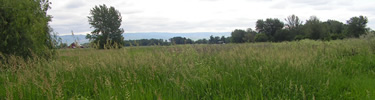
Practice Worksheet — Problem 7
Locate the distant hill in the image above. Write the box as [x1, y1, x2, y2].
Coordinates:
[57, 35, 88, 45]
[58, 32, 231, 44]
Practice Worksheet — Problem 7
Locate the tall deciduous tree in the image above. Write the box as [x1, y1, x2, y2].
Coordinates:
[346, 16, 368, 38]
[0, 0, 54, 59]
[244, 28, 257, 42]
[255, 33, 268, 42]
[274, 29, 294, 42]
[256, 18, 284, 41]
[304, 16, 329, 40]
[284, 15, 303, 40]
[285, 14, 303, 30]
[324, 20, 346, 39]
[87, 4, 124, 49]
[231, 29, 246, 43]
[325, 20, 345, 34]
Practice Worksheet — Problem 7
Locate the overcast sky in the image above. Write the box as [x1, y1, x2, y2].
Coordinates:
[48, 0, 375, 35]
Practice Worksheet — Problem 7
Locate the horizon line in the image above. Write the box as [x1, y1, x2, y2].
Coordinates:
[57, 31, 232, 36]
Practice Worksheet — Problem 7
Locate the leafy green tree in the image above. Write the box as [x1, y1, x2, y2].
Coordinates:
[186, 38, 194, 44]
[221, 36, 226, 43]
[303, 16, 329, 40]
[255, 33, 268, 42]
[214, 36, 221, 43]
[220, 36, 231, 44]
[231, 29, 246, 43]
[209, 35, 216, 44]
[195, 39, 208, 44]
[225, 37, 231, 43]
[87, 4, 124, 49]
[346, 16, 368, 38]
[170, 37, 192, 45]
[325, 20, 345, 34]
[244, 28, 257, 42]
[124, 39, 170, 46]
[209, 36, 222, 44]
[0, 0, 54, 59]
[324, 20, 346, 39]
[284, 15, 304, 40]
[256, 18, 284, 41]
[274, 29, 294, 42]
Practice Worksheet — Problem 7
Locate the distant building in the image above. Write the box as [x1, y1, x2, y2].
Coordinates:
[68, 41, 82, 49]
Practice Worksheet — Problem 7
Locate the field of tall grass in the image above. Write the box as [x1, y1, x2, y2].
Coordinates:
[1, 38, 375, 99]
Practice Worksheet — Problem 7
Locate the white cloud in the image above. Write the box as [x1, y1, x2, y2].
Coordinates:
[48, 0, 375, 35]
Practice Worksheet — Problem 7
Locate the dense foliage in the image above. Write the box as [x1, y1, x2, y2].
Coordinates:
[0, 0, 54, 59]
[121, 15, 370, 47]
[124, 39, 169, 46]
[122, 35, 231, 47]
[170, 37, 194, 44]
[86, 4, 124, 49]
[230, 15, 370, 43]
[347, 16, 368, 38]
[256, 18, 285, 41]
[231, 29, 247, 43]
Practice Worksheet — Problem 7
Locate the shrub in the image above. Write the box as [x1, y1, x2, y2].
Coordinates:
[0, 0, 54, 59]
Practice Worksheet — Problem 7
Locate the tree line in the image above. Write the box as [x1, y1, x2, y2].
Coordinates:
[230, 15, 370, 43]
[124, 35, 231, 46]
[72, 5, 374, 48]
[122, 15, 371, 47]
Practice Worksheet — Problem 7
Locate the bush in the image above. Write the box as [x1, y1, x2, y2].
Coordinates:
[0, 0, 54, 59]
[255, 33, 269, 42]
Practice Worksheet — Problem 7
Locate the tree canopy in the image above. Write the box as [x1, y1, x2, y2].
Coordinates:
[170, 37, 193, 45]
[256, 18, 284, 41]
[119, 15, 370, 47]
[0, 0, 54, 59]
[346, 16, 368, 38]
[230, 15, 370, 43]
[87, 4, 124, 49]
[303, 16, 329, 40]
[324, 20, 346, 40]
[119, 14, 371, 47]
[231, 29, 247, 43]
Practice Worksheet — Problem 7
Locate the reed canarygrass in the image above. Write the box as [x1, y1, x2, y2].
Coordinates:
[1, 38, 374, 99]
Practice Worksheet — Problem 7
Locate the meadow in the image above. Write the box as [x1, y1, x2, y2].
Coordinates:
[1, 38, 375, 99]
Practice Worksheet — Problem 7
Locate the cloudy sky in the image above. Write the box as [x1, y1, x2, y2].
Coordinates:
[48, 0, 375, 35]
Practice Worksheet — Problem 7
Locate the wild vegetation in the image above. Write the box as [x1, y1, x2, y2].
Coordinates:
[118, 15, 370, 47]
[0, 0, 54, 59]
[1, 37, 375, 99]
[1, 1, 375, 99]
